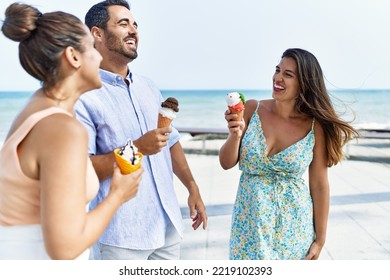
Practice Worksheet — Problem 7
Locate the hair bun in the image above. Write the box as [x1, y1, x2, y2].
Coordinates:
[1, 3, 42, 42]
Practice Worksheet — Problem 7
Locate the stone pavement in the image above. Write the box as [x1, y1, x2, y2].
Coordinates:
[175, 136, 390, 260]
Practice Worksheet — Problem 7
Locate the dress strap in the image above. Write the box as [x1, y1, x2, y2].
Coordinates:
[311, 117, 315, 130]
[249, 100, 261, 119]
[256, 100, 261, 111]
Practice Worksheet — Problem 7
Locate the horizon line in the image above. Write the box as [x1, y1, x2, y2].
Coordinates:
[1, 88, 390, 93]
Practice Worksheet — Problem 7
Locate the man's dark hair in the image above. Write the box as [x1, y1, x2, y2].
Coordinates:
[85, 0, 130, 30]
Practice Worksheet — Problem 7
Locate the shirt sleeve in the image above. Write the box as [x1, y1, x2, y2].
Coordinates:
[74, 100, 97, 156]
[169, 124, 181, 148]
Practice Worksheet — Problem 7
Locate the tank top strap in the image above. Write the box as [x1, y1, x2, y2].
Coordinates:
[311, 117, 315, 130]
[4, 107, 72, 147]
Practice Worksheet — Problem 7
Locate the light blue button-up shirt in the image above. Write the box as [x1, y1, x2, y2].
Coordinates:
[75, 69, 183, 249]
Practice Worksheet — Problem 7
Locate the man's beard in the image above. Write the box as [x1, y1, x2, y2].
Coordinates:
[106, 31, 138, 60]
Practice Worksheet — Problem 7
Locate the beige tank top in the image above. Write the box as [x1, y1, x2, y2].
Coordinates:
[0, 107, 99, 225]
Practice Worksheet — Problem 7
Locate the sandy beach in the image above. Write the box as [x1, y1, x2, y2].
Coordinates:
[176, 136, 390, 260]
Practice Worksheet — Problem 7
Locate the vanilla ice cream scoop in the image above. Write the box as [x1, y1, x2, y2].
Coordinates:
[158, 97, 179, 127]
[118, 139, 141, 165]
[226, 92, 242, 107]
[114, 139, 143, 174]
[225, 91, 246, 121]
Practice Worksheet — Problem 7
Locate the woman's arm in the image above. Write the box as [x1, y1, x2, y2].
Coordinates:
[35, 115, 142, 259]
[219, 99, 257, 170]
[306, 121, 330, 260]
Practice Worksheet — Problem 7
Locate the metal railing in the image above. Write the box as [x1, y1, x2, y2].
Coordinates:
[177, 127, 390, 156]
[177, 126, 390, 139]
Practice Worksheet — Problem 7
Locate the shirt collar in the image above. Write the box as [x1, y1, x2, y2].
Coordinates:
[99, 68, 133, 86]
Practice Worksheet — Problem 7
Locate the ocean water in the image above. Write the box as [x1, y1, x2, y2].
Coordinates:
[1, 89, 390, 143]
[161, 89, 390, 130]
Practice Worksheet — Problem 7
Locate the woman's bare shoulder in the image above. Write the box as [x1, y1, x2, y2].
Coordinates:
[245, 99, 259, 107]
[258, 99, 273, 108]
[243, 99, 259, 118]
[35, 113, 86, 142]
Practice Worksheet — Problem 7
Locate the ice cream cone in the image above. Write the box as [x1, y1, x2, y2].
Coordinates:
[158, 97, 178, 128]
[226, 92, 245, 121]
[158, 113, 172, 128]
[230, 108, 244, 121]
[114, 148, 143, 174]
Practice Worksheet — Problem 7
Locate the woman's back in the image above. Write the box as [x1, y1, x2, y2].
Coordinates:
[0, 107, 99, 226]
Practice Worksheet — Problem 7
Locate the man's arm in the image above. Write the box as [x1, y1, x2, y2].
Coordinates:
[92, 127, 173, 182]
[170, 142, 208, 230]
[90, 153, 116, 182]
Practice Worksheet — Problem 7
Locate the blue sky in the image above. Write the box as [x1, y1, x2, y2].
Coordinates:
[1, 0, 390, 91]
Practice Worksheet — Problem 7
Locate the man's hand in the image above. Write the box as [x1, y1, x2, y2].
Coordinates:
[188, 192, 208, 230]
[134, 127, 172, 155]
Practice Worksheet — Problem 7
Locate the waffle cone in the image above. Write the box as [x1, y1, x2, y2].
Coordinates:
[230, 108, 244, 121]
[158, 114, 172, 128]
[114, 148, 143, 174]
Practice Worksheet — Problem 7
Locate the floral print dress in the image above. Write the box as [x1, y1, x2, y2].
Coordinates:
[230, 101, 315, 260]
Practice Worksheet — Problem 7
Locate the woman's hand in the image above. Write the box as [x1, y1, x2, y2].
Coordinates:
[110, 164, 143, 203]
[225, 109, 245, 139]
[219, 109, 245, 170]
[305, 240, 324, 260]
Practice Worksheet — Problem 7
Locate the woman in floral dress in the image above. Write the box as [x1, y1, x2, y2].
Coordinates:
[219, 48, 358, 260]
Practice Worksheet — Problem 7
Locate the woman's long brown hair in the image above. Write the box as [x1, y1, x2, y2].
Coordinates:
[282, 48, 359, 166]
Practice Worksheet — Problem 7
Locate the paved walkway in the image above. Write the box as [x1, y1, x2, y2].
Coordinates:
[175, 136, 390, 260]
